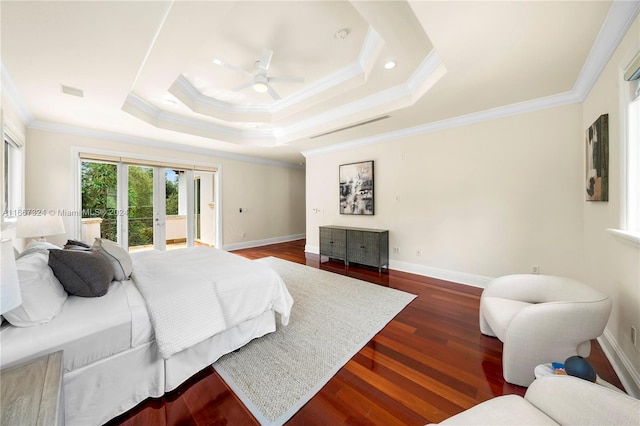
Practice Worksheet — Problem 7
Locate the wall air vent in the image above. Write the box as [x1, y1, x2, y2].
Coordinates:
[61, 85, 84, 98]
[310, 115, 390, 139]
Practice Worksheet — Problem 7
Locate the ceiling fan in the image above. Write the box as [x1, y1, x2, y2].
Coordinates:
[213, 48, 304, 100]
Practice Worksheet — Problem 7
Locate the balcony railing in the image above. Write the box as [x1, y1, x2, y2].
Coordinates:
[81, 215, 209, 251]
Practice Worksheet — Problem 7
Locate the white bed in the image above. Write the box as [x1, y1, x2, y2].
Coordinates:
[0, 244, 293, 426]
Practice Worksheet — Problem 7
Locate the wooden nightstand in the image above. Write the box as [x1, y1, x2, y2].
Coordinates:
[1, 351, 64, 425]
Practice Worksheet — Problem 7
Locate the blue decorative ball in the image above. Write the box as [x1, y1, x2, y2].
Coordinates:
[564, 356, 596, 382]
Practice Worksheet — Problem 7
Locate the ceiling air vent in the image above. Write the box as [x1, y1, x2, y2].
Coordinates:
[61, 85, 84, 98]
[310, 115, 390, 139]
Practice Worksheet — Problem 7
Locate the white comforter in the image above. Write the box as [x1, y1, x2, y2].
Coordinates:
[131, 247, 293, 359]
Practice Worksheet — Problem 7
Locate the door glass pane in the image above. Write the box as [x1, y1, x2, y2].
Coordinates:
[128, 165, 154, 252]
[81, 161, 117, 243]
[165, 169, 186, 250]
[194, 171, 215, 247]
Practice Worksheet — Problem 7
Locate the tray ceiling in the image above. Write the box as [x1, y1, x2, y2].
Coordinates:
[1, 1, 632, 165]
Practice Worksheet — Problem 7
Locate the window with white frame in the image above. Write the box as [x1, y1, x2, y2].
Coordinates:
[2, 132, 23, 222]
[619, 54, 640, 239]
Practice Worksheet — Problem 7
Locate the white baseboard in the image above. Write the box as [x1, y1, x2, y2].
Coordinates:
[304, 245, 493, 288]
[389, 260, 493, 288]
[224, 233, 306, 251]
[306, 245, 640, 395]
[598, 329, 640, 398]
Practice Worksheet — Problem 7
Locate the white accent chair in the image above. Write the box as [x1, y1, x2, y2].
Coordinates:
[479, 274, 612, 387]
[436, 376, 639, 425]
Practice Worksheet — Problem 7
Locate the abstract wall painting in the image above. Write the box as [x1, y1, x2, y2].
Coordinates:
[339, 160, 374, 215]
[585, 114, 609, 202]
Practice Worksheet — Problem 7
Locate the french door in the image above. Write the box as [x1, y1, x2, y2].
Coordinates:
[80, 158, 215, 252]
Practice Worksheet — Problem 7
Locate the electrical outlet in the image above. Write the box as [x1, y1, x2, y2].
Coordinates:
[631, 326, 637, 347]
[532, 265, 539, 274]
[392, 247, 400, 254]
[416, 249, 421, 256]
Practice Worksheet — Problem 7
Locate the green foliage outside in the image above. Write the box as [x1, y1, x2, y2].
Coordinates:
[81, 162, 118, 241]
[166, 174, 179, 215]
[81, 162, 181, 247]
[127, 166, 153, 247]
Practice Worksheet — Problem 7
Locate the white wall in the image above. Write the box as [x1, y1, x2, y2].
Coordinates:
[23, 128, 306, 249]
[581, 14, 640, 393]
[306, 104, 584, 285]
[305, 14, 640, 395]
[222, 159, 306, 249]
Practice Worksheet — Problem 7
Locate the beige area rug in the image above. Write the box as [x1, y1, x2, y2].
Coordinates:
[212, 257, 416, 426]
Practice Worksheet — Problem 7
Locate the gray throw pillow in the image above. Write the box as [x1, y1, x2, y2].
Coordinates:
[48, 249, 114, 297]
[63, 239, 92, 250]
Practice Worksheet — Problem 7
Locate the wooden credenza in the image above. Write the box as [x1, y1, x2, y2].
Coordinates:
[319, 226, 389, 273]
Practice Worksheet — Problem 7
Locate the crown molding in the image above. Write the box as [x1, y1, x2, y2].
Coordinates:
[172, 74, 271, 114]
[164, 26, 383, 124]
[125, 43, 445, 146]
[302, 90, 581, 158]
[1, 61, 34, 126]
[303, 1, 639, 158]
[122, 93, 279, 145]
[5, 2, 637, 160]
[27, 120, 303, 169]
[572, 0, 640, 100]
[260, 49, 445, 141]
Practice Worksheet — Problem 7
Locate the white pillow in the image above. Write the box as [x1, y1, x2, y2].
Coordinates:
[92, 238, 133, 281]
[3, 250, 68, 327]
[17, 240, 61, 259]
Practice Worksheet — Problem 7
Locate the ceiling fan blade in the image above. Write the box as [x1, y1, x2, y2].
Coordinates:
[258, 49, 273, 75]
[268, 76, 305, 84]
[231, 81, 254, 92]
[266, 83, 281, 100]
[213, 58, 254, 79]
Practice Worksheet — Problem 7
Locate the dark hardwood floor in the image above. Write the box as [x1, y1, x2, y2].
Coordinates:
[108, 239, 624, 425]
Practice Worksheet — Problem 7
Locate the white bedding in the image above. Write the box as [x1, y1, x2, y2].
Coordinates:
[0, 279, 152, 372]
[1, 247, 293, 426]
[131, 247, 293, 359]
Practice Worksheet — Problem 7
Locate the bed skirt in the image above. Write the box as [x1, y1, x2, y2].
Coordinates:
[64, 341, 164, 426]
[62, 310, 277, 425]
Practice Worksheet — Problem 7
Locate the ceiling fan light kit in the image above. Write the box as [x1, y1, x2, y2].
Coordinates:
[253, 82, 269, 93]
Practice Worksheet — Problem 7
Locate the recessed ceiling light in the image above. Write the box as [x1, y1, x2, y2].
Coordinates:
[335, 28, 349, 40]
[212, 58, 223, 66]
[384, 61, 397, 70]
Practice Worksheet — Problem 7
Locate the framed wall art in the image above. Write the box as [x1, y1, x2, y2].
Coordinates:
[339, 160, 374, 215]
[585, 114, 609, 201]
